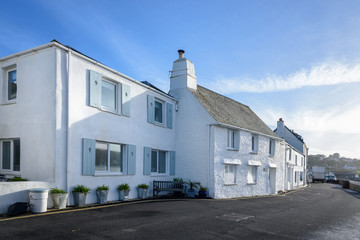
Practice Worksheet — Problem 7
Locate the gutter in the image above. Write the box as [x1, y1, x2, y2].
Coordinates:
[0, 41, 178, 102]
[209, 122, 284, 141]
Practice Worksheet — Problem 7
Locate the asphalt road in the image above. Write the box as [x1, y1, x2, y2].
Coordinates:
[1, 183, 360, 240]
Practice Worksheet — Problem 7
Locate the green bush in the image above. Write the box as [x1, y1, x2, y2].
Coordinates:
[50, 187, 67, 194]
[199, 186, 207, 191]
[96, 184, 110, 191]
[9, 177, 28, 181]
[118, 183, 130, 191]
[173, 178, 183, 182]
[137, 183, 149, 189]
[73, 184, 91, 193]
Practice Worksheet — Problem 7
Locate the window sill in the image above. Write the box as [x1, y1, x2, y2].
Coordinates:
[247, 182, 257, 185]
[227, 148, 239, 151]
[150, 174, 169, 177]
[250, 151, 258, 155]
[89, 105, 126, 117]
[94, 173, 125, 177]
[224, 183, 237, 186]
[269, 154, 275, 158]
[1, 101, 16, 106]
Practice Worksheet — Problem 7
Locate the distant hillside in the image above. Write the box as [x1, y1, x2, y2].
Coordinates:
[308, 153, 360, 173]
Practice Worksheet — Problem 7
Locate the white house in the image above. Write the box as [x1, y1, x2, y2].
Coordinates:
[274, 118, 308, 190]
[169, 50, 285, 199]
[0, 41, 288, 213]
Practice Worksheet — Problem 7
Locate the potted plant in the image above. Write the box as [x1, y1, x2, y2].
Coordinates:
[72, 185, 91, 207]
[96, 185, 110, 204]
[137, 183, 149, 199]
[50, 187, 68, 209]
[118, 183, 130, 201]
[183, 180, 200, 198]
[198, 186, 207, 199]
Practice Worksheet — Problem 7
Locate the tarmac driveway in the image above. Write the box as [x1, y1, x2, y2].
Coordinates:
[1, 183, 360, 240]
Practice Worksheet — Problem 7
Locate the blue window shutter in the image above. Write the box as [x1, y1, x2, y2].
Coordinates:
[147, 95, 155, 123]
[122, 84, 131, 116]
[127, 144, 136, 175]
[89, 70, 102, 108]
[170, 151, 176, 175]
[143, 147, 152, 175]
[82, 138, 96, 175]
[166, 103, 173, 129]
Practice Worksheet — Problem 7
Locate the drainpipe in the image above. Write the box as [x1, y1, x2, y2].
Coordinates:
[208, 125, 212, 198]
[65, 51, 71, 193]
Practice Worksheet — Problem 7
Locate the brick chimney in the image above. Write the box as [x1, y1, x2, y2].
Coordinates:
[169, 49, 197, 91]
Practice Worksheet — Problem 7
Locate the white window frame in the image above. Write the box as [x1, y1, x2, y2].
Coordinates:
[251, 135, 259, 154]
[154, 98, 165, 126]
[2, 67, 17, 104]
[0, 139, 20, 173]
[151, 149, 168, 175]
[100, 78, 118, 113]
[247, 166, 258, 184]
[224, 164, 237, 185]
[95, 141, 126, 175]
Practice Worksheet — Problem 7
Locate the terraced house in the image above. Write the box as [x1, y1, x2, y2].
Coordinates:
[0, 40, 302, 213]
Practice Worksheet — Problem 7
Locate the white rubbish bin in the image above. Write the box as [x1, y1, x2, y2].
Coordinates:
[29, 188, 49, 213]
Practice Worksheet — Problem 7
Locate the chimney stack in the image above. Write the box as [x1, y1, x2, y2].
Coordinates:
[178, 49, 185, 59]
[277, 118, 285, 138]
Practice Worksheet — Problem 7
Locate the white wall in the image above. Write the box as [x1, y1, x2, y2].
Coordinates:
[0, 48, 57, 181]
[0, 181, 54, 214]
[65, 53, 178, 204]
[212, 127, 285, 198]
[169, 88, 217, 196]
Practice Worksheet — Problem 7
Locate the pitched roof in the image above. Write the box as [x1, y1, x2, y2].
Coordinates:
[190, 85, 278, 138]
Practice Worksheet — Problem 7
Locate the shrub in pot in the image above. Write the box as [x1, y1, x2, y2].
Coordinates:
[96, 185, 110, 204]
[72, 185, 91, 207]
[183, 180, 200, 198]
[198, 186, 207, 199]
[118, 183, 130, 201]
[50, 187, 68, 209]
[137, 184, 149, 199]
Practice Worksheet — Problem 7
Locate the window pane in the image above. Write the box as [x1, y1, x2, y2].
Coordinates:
[109, 144, 122, 172]
[101, 80, 116, 110]
[251, 136, 255, 151]
[225, 165, 236, 184]
[13, 140, 20, 171]
[154, 101, 163, 123]
[158, 151, 166, 173]
[95, 142, 108, 171]
[8, 70, 17, 100]
[151, 151, 157, 172]
[2, 141, 11, 169]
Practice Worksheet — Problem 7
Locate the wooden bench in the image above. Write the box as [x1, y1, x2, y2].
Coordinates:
[153, 181, 186, 198]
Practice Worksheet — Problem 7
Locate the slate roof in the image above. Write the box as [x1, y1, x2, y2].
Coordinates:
[190, 85, 279, 138]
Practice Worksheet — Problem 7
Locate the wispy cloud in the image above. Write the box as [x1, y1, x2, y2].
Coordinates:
[210, 62, 360, 93]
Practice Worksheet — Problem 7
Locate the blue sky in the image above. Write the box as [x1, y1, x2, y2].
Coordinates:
[1, 0, 360, 158]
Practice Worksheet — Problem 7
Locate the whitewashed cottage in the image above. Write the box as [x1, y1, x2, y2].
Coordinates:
[0, 41, 288, 213]
[274, 118, 308, 190]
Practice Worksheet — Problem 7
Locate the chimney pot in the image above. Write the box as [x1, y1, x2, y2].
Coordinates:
[178, 49, 185, 59]
[279, 118, 283, 122]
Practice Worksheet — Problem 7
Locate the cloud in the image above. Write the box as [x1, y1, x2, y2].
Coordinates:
[210, 62, 360, 93]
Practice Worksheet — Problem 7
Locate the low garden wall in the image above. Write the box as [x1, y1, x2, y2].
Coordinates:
[0, 181, 54, 215]
[338, 179, 360, 192]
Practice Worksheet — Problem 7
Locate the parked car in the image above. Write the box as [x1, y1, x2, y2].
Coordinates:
[325, 175, 337, 183]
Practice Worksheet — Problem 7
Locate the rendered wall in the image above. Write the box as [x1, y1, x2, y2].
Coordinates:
[169, 88, 217, 196]
[0, 48, 57, 181]
[66, 54, 177, 204]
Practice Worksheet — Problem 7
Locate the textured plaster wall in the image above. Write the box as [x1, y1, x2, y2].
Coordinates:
[286, 145, 306, 190]
[213, 127, 285, 199]
[0, 48, 56, 181]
